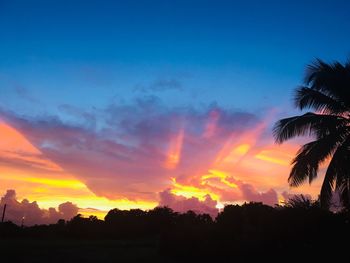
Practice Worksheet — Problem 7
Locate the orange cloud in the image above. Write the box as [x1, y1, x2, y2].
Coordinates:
[0, 121, 62, 172]
[170, 177, 220, 201]
[214, 119, 266, 166]
[0, 103, 324, 222]
[0, 121, 157, 219]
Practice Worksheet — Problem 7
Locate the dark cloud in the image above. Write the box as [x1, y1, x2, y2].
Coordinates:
[0, 190, 78, 225]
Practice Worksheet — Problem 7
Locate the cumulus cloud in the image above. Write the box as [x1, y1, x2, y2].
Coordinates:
[159, 189, 218, 217]
[240, 184, 278, 206]
[0, 189, 78, 225]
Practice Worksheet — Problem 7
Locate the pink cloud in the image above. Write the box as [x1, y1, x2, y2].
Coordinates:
[0, 99, 301, 213]
[0, 189, 78, 225]
[239, 184, 278, 206]
[159, 189, 218, 217]
[0, 101, 258, 199]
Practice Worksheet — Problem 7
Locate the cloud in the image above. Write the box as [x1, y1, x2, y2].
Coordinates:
[0, 96, 306, 214]
[0, 152, 60, 174]
[58, 104, 97, 127]
[134, 78, 183, 92]
[240, 184, 278, 206]
[0, 99, 260, 201]
[159, 189, 218, 217]
[58, 202, 79, 219]
[0, 120, 63, 174]
[0, 189, 78, 225]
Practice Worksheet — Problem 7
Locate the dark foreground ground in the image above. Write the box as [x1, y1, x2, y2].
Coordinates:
[0, 236, 347, 263]
[0, 239, 170, 263]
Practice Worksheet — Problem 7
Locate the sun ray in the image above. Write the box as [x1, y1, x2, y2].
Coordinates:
[165, 128, 184, 169]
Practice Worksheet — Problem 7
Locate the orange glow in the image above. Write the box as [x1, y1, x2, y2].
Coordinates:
[0, 113, 322, 217]
[14, 176, 86, 189]
[166, 117, 315, 204]
[0, 121, 62, 172]
[0, 166, 157, 214]
[79, 208, 109, 219]
[255, 150, 290, 166]
[214, 134, 238, 165]
[234, 144, 250, 154]
[221, 143, 251, 163]
[216, 202, 225, 209]
[0, 121, 157, 218]
[201, 170, 238, 188]
[170, 178, 219, 200]
[0, 122, 40, 153]
[255, 145, 296, 166]
[165, 128, 184, 169]
[214, 121, 266, 166]
[77, 197, 159, 219]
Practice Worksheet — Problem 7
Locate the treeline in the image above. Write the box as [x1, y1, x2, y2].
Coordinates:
[1, 200, 350, 261]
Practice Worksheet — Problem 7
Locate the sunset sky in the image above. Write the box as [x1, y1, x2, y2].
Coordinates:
[1, 0, 350, 223]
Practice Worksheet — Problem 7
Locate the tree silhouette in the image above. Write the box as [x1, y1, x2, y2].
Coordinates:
[1, 203, 350, 261]
[284, 194, 319, 209]
[273, 58, 350, 209]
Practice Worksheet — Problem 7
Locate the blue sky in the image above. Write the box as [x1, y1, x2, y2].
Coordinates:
[1, 0, 350, 219]
[1, 0, 349, 119]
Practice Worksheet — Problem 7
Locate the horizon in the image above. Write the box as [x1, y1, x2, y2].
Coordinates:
[1, 0, 350, 224]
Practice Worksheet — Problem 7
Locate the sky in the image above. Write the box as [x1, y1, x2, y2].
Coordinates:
[0, 0, 350, 224]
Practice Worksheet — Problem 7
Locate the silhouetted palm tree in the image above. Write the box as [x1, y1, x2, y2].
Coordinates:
[273, 58, 350, 209]
[284, 194, 319, 209]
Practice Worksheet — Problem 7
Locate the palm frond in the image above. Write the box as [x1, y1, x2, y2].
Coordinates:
[276, 57, 350, 210]
[339, 180, 350, 209]
[284, 195, 315, 209]
[288, 134, 341, 187]
[273, 112, 348, 144]
[320, 159, 337, 209]
[304, 58, 350, 108]
[294, 86, 347, 114]
[320, 137, 350, 208]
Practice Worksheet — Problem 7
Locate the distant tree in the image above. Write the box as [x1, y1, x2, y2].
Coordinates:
[57, 219, 66, 226]
[274, 58, 350, 209]
[147, 206, 177, 234]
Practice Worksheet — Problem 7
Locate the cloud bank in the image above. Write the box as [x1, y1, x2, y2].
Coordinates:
[0, 97, 304, 217]
[0, 189, 78, 225]
[159, 189, 218, 217]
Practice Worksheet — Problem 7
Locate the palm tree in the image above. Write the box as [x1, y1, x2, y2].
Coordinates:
[273, 58, 350, 209]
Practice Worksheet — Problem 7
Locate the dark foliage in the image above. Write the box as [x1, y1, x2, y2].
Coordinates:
[1, 203, 349, 261]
